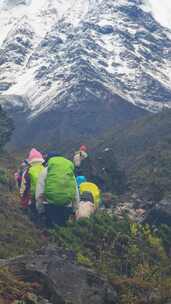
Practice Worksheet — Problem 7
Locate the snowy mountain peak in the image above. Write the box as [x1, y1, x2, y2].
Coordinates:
[0, 0, 97, 46]
[144, 0, 171, 30]
[0, 0, 171, 146]
[0, 0, 29, 9]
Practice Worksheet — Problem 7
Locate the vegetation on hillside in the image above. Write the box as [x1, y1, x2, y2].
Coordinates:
[52, 212, 171, 304]
[94, 109, 171, 200]
[0, 108, 43, 303]
[0, 107, 42, 259]
[0, 106, 171, 303]
[0, 105, 13, 151]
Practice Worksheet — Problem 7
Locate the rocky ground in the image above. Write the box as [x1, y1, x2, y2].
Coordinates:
[1, 207, 171, 304]
[1, 245, 118, 304]
[102, 191, 171, 228]
[0, 184, 171, 304]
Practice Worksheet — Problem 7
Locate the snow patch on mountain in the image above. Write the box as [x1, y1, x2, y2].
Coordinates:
[0, 0, 94, 46]
[1, 0, 171, 119]
[143, 0, 171, 30]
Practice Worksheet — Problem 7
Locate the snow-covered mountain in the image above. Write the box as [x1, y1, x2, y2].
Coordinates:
[0, 0, 171, 146]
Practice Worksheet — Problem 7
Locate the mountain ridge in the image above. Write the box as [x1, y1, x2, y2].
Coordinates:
[1, 0, 171, 146]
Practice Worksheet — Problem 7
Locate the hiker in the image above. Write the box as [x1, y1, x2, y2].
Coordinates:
[102, 192, 114, 209]
[76, 175, 87, 188]
[14, 159, 29, 190]
[73, 145, 92, 178]
[16, 160, 30, 208]
[43, 151, 60, 166]
[75, 181, 101, 220]
[15, 159, 30, 209]
[73, 145, 88, 169]
[36, 154, 79, 228]
[20, 148, 44, 215]
[79, 181, 101, 209]
[76, 193, 95, 220]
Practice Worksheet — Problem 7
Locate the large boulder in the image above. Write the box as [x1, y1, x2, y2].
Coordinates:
[143, 198, 171, 226]
[6, 245, 118, 304]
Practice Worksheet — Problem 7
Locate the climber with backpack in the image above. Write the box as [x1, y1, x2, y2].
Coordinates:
[15, 159, 29, 191]
[36, 153, 79, 228]
[73, 145, 92, 179]
[15, 159, 30, 208]
[20, 148, 44, 217]
[75, 180, 101, 220]
[79, 181, 101, 209]
[76, 175, 87, 188]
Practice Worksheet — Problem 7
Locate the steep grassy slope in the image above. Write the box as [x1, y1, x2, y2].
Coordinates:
[94, 109, 171, 200]
[0, 106, 170, 303]
[0, 106, 42, 259]
[0, 108, 43, 302]
[52, 213, 171, 304]
[0, 190, 42, 259]
[0, 105, 13, 150]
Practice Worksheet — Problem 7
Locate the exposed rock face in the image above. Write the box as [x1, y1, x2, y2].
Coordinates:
[106, 193, 171, 226]
[6, 245, 118, 304]
[143, 198, 171, 226]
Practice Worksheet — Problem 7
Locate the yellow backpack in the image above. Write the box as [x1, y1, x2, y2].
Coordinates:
[79, 182, 101, 209]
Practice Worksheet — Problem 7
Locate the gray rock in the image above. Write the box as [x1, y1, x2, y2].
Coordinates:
[8, 245, 118, 304]
[143, 198, 171, 226]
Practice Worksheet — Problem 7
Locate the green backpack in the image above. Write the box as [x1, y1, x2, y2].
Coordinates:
[45, 157, 76, 206]
[29, 163, 44, 198]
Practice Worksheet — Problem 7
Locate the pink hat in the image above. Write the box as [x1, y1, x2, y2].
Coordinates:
[28, 148, 44, 164]
[80, 145, 88, 152]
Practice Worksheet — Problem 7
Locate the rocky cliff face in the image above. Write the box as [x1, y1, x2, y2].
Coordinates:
[0, 0, 171, 146]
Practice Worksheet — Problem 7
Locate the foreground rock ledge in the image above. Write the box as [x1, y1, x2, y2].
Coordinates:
[1, 245, 118, 304]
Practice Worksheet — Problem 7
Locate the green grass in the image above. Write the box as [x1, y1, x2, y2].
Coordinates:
[51, 212, 171, 303]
